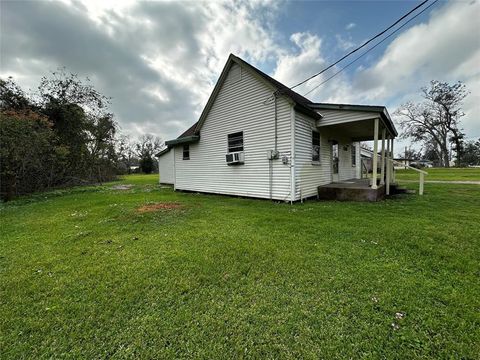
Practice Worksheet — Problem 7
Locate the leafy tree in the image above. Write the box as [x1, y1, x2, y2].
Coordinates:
[462, 139, 480, 166]
[395, 81, 469, 167]
[0, 110, 67, 200]
[135, 134, 163, 174]
[85, 113, 117, 182]
[0, 71, 120, 200]
[38, 70, 118, 182]
[38, 69, 116, 181]
[139, 156, 155, 174]
[0, 77, 33, 111]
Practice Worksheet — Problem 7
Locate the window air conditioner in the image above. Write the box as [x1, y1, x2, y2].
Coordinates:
[225, 151, 244, 165]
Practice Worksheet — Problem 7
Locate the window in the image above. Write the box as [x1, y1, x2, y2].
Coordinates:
[312, 130, 320, 162]
[183, 144, 190, 160]
[351, 143, 356, 166]
[228, 131, 244, 152]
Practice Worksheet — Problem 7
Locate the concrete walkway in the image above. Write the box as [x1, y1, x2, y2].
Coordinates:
[400, 180, 480, 185]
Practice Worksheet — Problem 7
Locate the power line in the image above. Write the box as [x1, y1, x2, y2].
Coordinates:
[289, 0, 430, 90]
[303, 0, 439, 97]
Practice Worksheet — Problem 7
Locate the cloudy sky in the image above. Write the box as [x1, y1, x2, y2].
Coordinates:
[1, 0, 479, 151]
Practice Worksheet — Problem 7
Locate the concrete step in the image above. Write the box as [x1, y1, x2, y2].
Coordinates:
[390, 183, 407, 194]
[388, 184, 416, 195]
[318, 184, 385, 202]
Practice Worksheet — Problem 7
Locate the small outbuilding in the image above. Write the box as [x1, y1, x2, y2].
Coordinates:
[156, 147, 174, 185]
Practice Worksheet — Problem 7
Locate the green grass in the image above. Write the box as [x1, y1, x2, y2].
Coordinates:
[1, 174, 479, 359]
[396, 167, 480, 181]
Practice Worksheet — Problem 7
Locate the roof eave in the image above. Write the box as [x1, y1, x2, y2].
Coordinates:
[155, 147, 171, 157]
[294, 104, 322, 120]
[310, 103, 385, 112]
[165, 135, 200, 146]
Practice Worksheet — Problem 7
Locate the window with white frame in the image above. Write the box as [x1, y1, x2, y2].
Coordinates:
[312, 130, 320, 162]
[227, 131, 244, 153]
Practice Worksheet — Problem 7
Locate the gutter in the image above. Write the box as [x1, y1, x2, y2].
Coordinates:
[294, 104, 322, 121]
[290, 105, 295, 204]
[274, 91, 278, 152]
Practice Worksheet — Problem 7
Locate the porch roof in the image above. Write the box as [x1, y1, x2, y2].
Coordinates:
[318, 118, 388, 142]
[310, 103, 397, 140]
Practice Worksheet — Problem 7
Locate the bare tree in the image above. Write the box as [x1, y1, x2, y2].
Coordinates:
[395, 81, 468, 167]
[116, 135, 137, 174]
[422, 81, 468, 165]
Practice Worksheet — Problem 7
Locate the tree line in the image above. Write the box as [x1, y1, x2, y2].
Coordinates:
[395, 80, 478, 167]
[0, 71, 164, 201]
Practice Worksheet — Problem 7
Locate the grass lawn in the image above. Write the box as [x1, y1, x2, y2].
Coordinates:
[1, 174, 479, 358]
[395, 167, 480, 181]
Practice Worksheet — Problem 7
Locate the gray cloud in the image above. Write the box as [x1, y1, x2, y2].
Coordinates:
[0, 0, 212, 140]
[2, 0, 478, 145]
[1, 0, 284, 141]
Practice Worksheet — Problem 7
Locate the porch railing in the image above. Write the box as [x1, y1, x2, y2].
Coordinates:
[388, 159, 428, 195]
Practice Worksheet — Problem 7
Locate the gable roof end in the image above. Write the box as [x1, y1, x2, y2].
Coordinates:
[165, 53, 322, 146]
[229, 54, 322, 121]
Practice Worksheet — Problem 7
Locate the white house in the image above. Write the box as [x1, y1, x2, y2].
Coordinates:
[160, 54, 398, 201]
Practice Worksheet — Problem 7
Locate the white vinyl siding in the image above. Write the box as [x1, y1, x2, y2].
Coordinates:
[157, 149, 174, 184]
[294, 112, 362, 199]
[174, 63, 292, 200]
[294, 112, 331, 200]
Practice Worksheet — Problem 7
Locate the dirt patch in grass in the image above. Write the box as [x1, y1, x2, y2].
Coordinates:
[111, 184, 133, 190]
[136, 202, 184, 213]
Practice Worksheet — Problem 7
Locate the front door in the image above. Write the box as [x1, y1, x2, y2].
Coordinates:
[332, 142, 339, 182]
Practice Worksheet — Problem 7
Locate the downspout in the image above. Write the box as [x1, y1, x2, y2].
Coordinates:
[173, 146, 176, 191]
[269, 91, 279, 200]
[274, 91, 278, 152]
[290, 105, 295, 204]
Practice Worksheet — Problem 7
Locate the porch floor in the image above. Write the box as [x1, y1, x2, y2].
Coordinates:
[318, 178, 385, 202]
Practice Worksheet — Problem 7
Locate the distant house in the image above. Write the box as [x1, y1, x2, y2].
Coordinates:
[394, 157, 415, 169]
[361, 147, 394, 173]
[360, 147, 379, 173]
[161, 54, 398, 201]
[129, 165, 140, 173]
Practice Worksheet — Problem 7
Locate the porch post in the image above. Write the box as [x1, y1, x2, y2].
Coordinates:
[386, 135, 391, 195]
[380, 128, 386, 185]
[371, 118, 379, 189]
[391, 138, 395, 183]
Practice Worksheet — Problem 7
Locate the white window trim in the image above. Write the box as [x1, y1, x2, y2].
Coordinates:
[311, 129, 321, 164]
